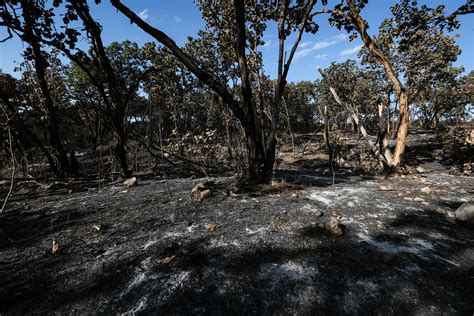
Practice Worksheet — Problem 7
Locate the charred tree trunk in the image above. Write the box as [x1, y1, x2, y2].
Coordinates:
[433, 112, 440, 129]
[113, 118, 131, 178]
[21, 0, 70, 176]
[282, 97, 296, 156]
[110, 0, 315, 182]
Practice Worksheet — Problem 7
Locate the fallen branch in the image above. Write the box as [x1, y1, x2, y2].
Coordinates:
[130, 133, 208, 177]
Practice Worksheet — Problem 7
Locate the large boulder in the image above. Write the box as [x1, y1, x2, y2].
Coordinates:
[455, 201, 474, 224]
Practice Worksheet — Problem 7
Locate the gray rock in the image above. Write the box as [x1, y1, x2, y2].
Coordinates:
[455, 201, 474, 224]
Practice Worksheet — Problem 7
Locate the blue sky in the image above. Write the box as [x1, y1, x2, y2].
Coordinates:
[0, 0, 472, 82]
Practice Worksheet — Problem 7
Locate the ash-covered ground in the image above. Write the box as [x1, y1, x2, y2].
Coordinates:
[1, 134, 473, 314]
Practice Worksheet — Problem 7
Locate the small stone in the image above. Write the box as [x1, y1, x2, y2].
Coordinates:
[347, 201, 355, 207]
[403, 197, 413, 201]
[192, 182, 206, 194]
[200, 189, 212, 200]
[454, 201, 474, 224]
[416, 166, 426, 173]
[91, 224, 101, 231]
[123, 177, 138, 189]
[291, 192, 299, 198]
[51, 240, 59, 254]
[158, 255, 175, 266]
[326, 214, 344, 237]
[414, 197, 425, 202]
[192, 182, 213, 201]
[435, 207, 445, 215]
[204, 223, 218, 231]
[420, 186, 432, 194]
[421, 201, 429, 206]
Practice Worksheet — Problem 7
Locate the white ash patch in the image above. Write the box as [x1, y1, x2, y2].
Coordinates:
[157, 271, 192, 303]
[301, 204, 314, 211]
[208, 238, 241, 249]
[120, 271, 148, 298]
[245, 226, 270, 235]
[428, 232, 467, 244]
[240, 197, 260, 203]
[117, 258, 153, 298]
[404, 264, 422, 273]
[379, 202, 395, 211]
[404, 206, 424, 212]
[305, 186, 372, 206]
[340, 217, 357, 225]
[187, 224, 199, 233]
[307, 194, 333, 206]
[123, 295, 148, 314]
[354, 279, 379, 291]
[162, 230, 188, 239]
[439, 195, 470, 203]
[357, 233, 434, 257]
[143, 240, 158, 250]
[258, 261, 318, 285]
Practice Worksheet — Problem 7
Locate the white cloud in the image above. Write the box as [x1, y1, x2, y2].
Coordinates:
[263, 40, 273, 50]
[313, 34, 347, 50]
[295, 48, 313, 58]
[138, 8, 149, 21]
[300, 41, 312, 48]
[174, 16, 182, 23]
[295, 34, 348, 59]
[340, 44, 364, 56]
[315, 54, 328, 59]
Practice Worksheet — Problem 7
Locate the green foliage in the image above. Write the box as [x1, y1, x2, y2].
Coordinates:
[358, 0, 469, 128]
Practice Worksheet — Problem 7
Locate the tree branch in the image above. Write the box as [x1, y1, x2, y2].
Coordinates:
[109, 0, 246, 124]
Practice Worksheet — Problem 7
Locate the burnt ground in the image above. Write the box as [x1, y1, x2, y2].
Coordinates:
[1, 132, 473, 314]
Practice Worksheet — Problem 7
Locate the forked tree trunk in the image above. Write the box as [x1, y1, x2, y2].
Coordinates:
[347, 0, 409, 169]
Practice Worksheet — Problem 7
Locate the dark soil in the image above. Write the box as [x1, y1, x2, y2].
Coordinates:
[1, 132, 473, 314]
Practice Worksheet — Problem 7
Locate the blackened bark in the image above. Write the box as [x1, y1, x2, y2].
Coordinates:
[21, 0, 70, 176]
